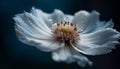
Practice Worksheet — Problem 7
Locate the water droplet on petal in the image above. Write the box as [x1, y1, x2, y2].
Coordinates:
[49, 19, 52, 22]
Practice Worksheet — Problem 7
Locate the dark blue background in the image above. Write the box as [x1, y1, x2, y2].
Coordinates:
[0, 0, 120, 69]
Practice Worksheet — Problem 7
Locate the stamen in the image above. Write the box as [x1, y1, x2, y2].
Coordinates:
[52, 21, 80, 43]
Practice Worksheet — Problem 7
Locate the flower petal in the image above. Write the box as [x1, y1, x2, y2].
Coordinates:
[72, 10, 99, 33]
[64, 14, 73, 22]
[52, 46, 71, 62]
[31, 7, 52, 28]
[72, 28, 120, 55]
[104, 19, 114, 28]
[95, 19, 114, 31]
[49, 10, 74, 27]
[81, 28, 120, 45]
[35, 40, 64, 52]
[14, 11, 61, 52]
[72, 42, 115, 55]
[73, 54, 93, 67]
[81, 11, 99, 34]
[72, 10, 90, 31]
[52, 44, 92, 67]
[68, 44, 93, 67]
[67, 45, 93, 67]
[48, 9, 65, 24]
[31, 8, 73, 27]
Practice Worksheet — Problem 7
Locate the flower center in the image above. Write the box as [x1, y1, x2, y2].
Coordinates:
[52, 21, 80, 43]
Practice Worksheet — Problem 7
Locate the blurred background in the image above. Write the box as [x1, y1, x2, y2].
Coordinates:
[0, 0, 120, 69]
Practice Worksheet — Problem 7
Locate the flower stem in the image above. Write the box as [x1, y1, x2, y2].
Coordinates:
[64, 63, 69, 69]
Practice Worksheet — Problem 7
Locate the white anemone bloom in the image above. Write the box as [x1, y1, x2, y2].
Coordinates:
[14, 7, 120, 67]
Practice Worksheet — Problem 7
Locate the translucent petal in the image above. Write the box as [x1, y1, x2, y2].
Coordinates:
[14, 11, 61, 52]
[52, 46, 72, 62]
[73, 54, 93, 67]
[35, 40, 64, 52]
[104, 19, 114, 28]
[81, 11, 99, 34]
[49, 9, 73, 26]
[95, 19, 114, 31]
[72, 28, 120, 55]
[64, 14, 73, 22]
[31, 7, 52, 28]
[72, 42, 115, 55]
[72, 10, 99, 33]
[81, 28, 120, 45]
[49, 9, 64, 22]
[72, 10, 90, 31]
[67, 44, 93, 67]
[52, 44, 92, 67]
[68, 45, 93, 67]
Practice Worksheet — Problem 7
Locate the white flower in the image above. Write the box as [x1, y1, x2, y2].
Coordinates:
[14, 7, 120, 67]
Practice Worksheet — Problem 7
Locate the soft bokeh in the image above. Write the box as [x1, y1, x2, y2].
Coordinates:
[0, 0, 120, 69]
